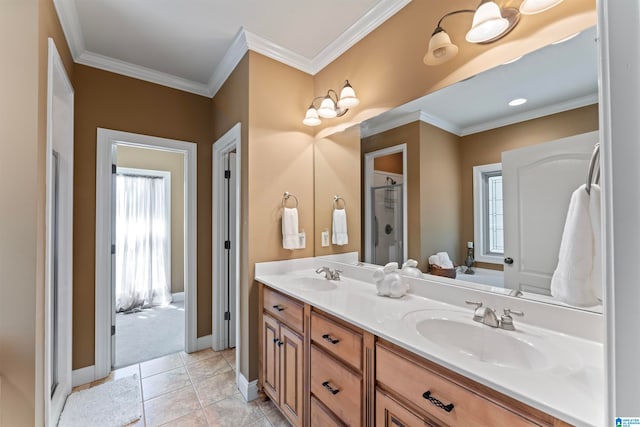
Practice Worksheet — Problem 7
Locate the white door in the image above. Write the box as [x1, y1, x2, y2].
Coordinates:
[45, 38, 74, 427]
[502, 131, 599, 294]
[225, 152, 237, 348]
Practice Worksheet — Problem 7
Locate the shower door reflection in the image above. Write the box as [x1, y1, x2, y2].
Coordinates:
[371, 183, 403, 265]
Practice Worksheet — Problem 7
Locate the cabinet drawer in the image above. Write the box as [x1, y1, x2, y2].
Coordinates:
[376, 389, 435, 427]
[311, 396, 346, 427]
[263, 287, 303, 332]
[311, 345, 362, 426]
[311, 312, 362, 371]
[376, 344, 538, 427]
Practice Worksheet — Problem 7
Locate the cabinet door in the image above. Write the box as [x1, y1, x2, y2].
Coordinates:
[376, 390, 435, 427]
[279, 325, 304, 427]
[262, 314, 280, 404]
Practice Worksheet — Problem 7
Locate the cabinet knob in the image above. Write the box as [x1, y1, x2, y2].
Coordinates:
[504, 257, 514, 265]
[277, 340, 284, 347]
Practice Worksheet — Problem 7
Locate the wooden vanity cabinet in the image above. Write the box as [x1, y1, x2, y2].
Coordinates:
[260, 287, 305, 427]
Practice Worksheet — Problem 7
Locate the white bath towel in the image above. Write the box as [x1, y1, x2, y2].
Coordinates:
[282, 207, 300, 250]
[428, 252, 454, 268]
[550, 184, 602, 306]
[332, 208, 348, 246]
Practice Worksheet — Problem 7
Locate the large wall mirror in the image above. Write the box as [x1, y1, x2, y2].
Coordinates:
[314, 26, 601, 314]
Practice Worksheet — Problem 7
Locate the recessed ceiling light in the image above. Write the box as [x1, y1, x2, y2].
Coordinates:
[552, 32, 580, 45]
[508, 98, 527, 106]
[503, 55, 523, 65]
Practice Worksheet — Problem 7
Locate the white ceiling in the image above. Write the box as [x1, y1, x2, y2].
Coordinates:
[361, 26, 599, 138]
[54, 0, 410, 96]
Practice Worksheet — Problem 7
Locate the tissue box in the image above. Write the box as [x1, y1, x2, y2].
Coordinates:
[429, 264, 456, 279]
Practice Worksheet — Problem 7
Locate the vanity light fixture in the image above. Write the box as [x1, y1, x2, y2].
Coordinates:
[303, 80, 360, 127]
[424, 0, 563, 66]
[508, 98, 527, 106]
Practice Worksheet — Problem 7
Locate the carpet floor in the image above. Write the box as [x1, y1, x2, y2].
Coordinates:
[114, 300, 184, 368]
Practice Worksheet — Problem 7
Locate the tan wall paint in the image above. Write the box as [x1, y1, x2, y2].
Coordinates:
[73, 64, 212, 369]
[315, 125, 362, 257]
[246, 51, 315, 379]
[0, 0, 73, 424]
[459, 104, 600, 264]
[312, 1, 596, 137]
[116, 145, 186, 293]
[374, 152, 403, 174]
[420, 122, 461, 268]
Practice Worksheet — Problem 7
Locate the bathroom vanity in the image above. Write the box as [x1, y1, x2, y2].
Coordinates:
[256, 257, 602, 427]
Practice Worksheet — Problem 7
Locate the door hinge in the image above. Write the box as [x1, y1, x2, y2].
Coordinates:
[224, 311, 231, 321]
[111, 325, 116, 336]
[112, 164, 117, 174]
[224, 170, 231, 179]
[111, 244, 116, 255]
[224, 240, 231, 250]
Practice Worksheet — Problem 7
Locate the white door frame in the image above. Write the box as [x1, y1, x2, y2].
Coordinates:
[44, 38, 74, 427]
[95, 128, 197, 380]
[212, 123, 241, 375]
[363, 144, 408, 264]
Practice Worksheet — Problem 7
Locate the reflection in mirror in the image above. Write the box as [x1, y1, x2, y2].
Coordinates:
[358, 26, 600, 312]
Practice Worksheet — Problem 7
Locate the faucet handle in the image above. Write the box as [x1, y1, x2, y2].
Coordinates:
[500, 308, 524, 331]
[465, 301, 483, 309]
[503, 308, 524, 317]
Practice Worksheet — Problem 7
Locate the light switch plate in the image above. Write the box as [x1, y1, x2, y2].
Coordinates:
[321, 230, 330, 247]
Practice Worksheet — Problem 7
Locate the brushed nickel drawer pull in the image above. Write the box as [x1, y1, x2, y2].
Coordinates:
[272, 304, 285, 311]
[422, 390, 454, 413]
[322, 334, 340, 344]
[321, 381, 340, 395]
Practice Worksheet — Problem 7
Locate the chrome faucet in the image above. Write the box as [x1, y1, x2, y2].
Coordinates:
[499, 308, 524, 331]
[315, 266, 342, 281]
[465, 301, 499, 328]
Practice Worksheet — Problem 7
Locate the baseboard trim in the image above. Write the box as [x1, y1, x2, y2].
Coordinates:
[237, 373, 259, 402]
[72, 365, 96, 387]
[196, 335, 212, 351]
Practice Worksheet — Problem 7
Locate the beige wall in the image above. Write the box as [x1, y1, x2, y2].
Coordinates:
[0, 0, 73, 424]
[315, 125, 362, 257]
[73, 64, 212, 369]
[459, 104, 600, 264]
[374, 152, 403, 174]
[116, 145, 186, 293]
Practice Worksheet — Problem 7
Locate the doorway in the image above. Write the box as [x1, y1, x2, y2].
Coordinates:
[364, 145, 408, 265]
[95, 129, 197, 380]
[112, 158, 185, 368]
[45, 38, 74, 427]
[212, 123, 241, 393]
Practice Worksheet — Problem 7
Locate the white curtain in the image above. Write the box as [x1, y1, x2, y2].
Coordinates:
[115, 174, 171, 312]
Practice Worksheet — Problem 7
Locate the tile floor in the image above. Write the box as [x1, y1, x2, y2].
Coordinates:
[72, 348, 291, 427]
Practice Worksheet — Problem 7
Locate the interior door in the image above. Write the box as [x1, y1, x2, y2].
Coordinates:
[502, 131, 599, 294]
[225, 152, 237, 348]
[110, 146, 118, 365]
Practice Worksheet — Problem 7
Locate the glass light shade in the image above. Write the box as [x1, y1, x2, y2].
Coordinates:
[303, 106, 321, 126]
[424, 29, 459, 65]
[465, 2, 509, 43]
[337, 82, 360, 109]
[519, 0, 563, 15]
[317, 96, 337, 118]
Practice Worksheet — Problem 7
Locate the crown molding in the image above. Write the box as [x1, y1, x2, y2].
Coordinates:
[244, 30, 314, 74]
[459, 93, 599, 136]
[208, 29, 250, 97]
[361, 110, 462, 138]
[53, 0, 85, 59]
[77, 51, 211, 97]
[309, 0, 411, 74]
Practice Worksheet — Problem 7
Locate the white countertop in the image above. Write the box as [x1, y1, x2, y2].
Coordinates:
[255, 258, 604, 427]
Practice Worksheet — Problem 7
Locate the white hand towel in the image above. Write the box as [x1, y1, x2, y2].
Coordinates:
[332, 208, 349, 246]
[282, 207, 300, 250]
[437, 252, 454, 269]
[428, 255, 440, 266]
[550, 184, 601, 306]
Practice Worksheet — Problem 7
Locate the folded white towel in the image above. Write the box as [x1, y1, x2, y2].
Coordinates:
[550, 184, 601, 306]
[436, 252, 454, 269]
[282, 208, 300, 250]
[332, 208, 348, 246]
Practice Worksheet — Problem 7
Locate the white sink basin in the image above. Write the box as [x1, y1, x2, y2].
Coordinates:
[285, 276, 338, 292]
[404, 310, 551, 371]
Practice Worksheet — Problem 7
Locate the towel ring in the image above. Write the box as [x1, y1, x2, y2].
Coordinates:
[333, 195, 346, 209]
[282, 192, 299, 208]
[585, 143, 600, 195]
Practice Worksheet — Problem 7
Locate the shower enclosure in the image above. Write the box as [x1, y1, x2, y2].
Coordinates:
[371, 182, 404, 265]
